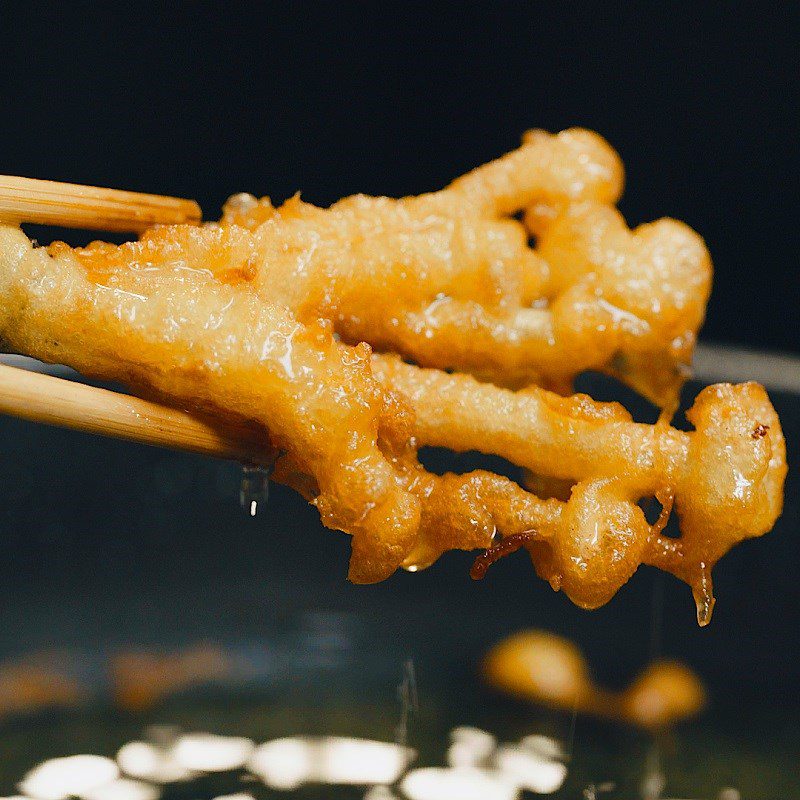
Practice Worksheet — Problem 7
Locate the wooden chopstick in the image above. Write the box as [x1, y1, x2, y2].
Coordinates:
[0, 363, 269, 465]
[0, 177, 218, 458]
[0, 177, 229, 459]
[0, 175, 201, 232]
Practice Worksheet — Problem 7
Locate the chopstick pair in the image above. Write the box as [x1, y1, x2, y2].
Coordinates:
[0, 175, 266, 464]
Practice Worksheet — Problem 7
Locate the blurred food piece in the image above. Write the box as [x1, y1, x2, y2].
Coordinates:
[111, 644, 232, 711]
[0, 650, 84, 717]
[621, 660, 706, 730]
[483, 630, 705, 730]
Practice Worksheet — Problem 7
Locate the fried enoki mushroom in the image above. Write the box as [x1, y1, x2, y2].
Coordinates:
[220, 128, 710, 407]
[372, 355, 786, 621]
[0, 221, 784, 621]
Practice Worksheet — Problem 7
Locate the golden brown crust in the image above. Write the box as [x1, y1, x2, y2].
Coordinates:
[220, 129, 707, 406]
[0, 129, 783, 620]
[372, 355, 786, 615]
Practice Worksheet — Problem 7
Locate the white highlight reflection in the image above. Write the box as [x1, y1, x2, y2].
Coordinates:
[519, 735, 566, 762]
[81, 779, 160, 800]
[494, 745, 567, 794]
[116, 742, 194, 783]
[400, 767, 518, 800]
[19, 756, 119, 800]
[248, 737, 414, 789]
[171, 733, 254, 772]
[248, 738, 310, 790]
[363, 787, 400, 800]
[444, 728, 567, 795]
[447, 727, 497, 767]
[210, 795, 256, 800]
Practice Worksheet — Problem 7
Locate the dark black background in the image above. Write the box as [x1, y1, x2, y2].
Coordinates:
[1, 4, 797, 353]
[0, 1, 799, 735]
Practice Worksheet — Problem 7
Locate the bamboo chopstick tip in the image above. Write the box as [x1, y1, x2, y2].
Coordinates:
[0, 175, 202, 232]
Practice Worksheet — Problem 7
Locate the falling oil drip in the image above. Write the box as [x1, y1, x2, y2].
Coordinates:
[566, 698, 579, 759]
[392, 659, 418, 789]
[693, 562, 716, 627]
[240, 465, 270, 516]
[394, 658, 418, 750]
[582, 782, 616, 800]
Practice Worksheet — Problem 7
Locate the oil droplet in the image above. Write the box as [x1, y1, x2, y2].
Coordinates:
[401, 546, 438, 573]
[695, 594, 715, 627]
[240, 465, 270, 516]
[693, 563, 716, 627]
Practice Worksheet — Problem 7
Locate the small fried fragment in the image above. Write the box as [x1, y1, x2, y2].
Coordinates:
[484, 630, 705, 730]
[470, 532, 536, 580]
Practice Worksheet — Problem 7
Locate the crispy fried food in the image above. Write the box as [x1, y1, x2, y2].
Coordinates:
[483, 629, 705, 730]
[0, 224, 423, 583]
[220, 129, 709, 406]
[0, 218, 784, 620]
[372, 356, 785, 618]
[0, 127, 783, 619]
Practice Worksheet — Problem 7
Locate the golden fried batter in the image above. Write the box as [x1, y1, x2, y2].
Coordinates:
[0, 219, 784, 620]
[0, 224, 422, 582]
[372, 355, 785, 619]
[0, 128, 783, 620]
[220, 129, 709, 406]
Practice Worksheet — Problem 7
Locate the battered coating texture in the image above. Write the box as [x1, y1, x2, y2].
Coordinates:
[0, 128, 783, 619]
[0, 224, 422, 583]
[0, 221, 784, 619]
[372, 356, 785, 619]
[221, 128, 709, 407]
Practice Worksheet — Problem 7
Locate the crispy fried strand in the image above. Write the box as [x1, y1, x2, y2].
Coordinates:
[220, 129, 709, 406]
[371, 355, 786, 618]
